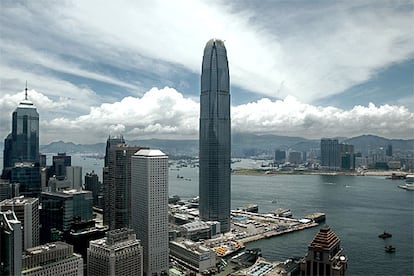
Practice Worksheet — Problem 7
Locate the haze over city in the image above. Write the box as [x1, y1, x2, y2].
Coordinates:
[1, 1, 413, 144]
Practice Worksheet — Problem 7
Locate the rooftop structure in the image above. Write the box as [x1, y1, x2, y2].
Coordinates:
[21, 241, 83, 276]
[87, 228, 143, 276]
[170, 240, 216, 273]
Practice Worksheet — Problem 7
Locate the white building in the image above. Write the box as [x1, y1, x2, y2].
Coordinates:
[66, 166, 82, 190]
[131, 149, 169, 275]
[87, 228, 143, 276]
[0, 210, 22, 276]
[21, 242, 83, 276]
[170, 240, 216, 273]
[0, 196, 39, 250]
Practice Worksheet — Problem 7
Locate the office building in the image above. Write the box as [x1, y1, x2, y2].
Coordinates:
[274, 149, 286, 163]
[0, 196, 39, 250]
[131, 149, 169, 275]
[40, 189, 93, 243]
[21, 241, 83, 276]
[103, 137, 146, 230]
[85, 171, 101, 208]
[320, 139, 340, 170]
[0, 210, 22, 276]
[66, 166, 82, 190]
[2, 85, 39, 179]
[0, 179, 19, 201]
[321, 139, 355, 171]
[11, 162, 41, 197]
[52, 153, 71, 179]
[170, 240, 216, 273]
[87, 228, 143, 276]
[199, 38, 231, 233]
[288, 151, 302, 164]
[302, 226, 348, 276]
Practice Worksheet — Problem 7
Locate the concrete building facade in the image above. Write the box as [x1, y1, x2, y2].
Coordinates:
[131, 149, 169, 275]
[87, 228, 143, 276]
[0, 196, 39, 250]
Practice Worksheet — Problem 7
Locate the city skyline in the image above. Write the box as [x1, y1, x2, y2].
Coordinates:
[0, 1, 413, 144]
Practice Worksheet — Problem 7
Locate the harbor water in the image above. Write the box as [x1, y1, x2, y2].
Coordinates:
[168, 162, 414, 276]
[3, 155, 412, 276]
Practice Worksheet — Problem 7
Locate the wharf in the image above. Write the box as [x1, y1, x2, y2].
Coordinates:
[237, 221, 318, 245]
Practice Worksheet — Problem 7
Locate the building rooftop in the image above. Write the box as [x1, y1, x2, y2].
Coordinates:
[0, 196, 38, 206]
[309, 225, 340, 250]
[135, 149, 166, 157]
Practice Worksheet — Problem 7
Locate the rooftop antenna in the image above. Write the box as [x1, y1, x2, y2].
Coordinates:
[25, 80, 28, 100]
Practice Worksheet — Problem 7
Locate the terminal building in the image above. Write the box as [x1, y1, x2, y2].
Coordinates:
[170, 240, 217, 273]
[180, 220, 220, 241]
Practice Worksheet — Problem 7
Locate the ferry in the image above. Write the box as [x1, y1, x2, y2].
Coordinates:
[378, 231, 392, 239]
[398, 175, 414, 190]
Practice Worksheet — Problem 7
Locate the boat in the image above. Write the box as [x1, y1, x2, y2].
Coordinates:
[406, 175, 414, 183]
[385, 245, 396, 253]
[378, 231, 392, 239]
[398, 183, 414, 191]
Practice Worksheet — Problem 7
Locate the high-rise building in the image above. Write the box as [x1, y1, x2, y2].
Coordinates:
[2, 86, 39, 179]
[302, 226, 348, 276]
[199, 38, 231, 233]
[40, 189, 93, 243]
[103, 138, 147, 230]
[320, 139, 340, 170]
[66, 166, 82, 190]
[52, 153, 71, 179]
[0, 179, 19, 201]
[321, 139, 355, 171]
[274, 149, 286, 163]
[0, 196, 39, 250]
[131, 149, 169, 275]
[87, 228, 143, 276]
[21, 241, 83, 276]
[85, 171, 101, 208]
[11, 162, 41, 197]
[0, 210, 22, 276]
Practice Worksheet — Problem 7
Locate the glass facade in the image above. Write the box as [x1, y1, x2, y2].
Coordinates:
[199, 39, 231, 233]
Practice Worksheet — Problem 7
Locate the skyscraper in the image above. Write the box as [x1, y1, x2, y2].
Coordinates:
[199, 38, 231, 233]
[0, 210, 22, 276]
[0, 197, 39, 250]
[87, 228, 143, 276]
[131, 149, 169, 275]
[2, 86, 39, 177]
[103, 137, 147, 230]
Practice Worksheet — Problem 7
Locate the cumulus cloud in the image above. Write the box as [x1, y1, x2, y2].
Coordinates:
[2, 87, 412, 144]
[1, 1, 412, 107]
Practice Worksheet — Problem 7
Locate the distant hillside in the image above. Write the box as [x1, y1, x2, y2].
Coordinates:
[40, 141, 105, 154]
[344, 135, 414, 155]
[13, 133, 414, 158]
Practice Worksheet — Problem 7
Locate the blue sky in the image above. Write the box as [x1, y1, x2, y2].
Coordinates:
[0, 0, 413, 144]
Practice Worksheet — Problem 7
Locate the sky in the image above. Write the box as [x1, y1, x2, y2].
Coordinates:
[0, 0, 413, 144]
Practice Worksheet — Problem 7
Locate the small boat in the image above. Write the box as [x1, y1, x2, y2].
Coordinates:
[378, 231, 392, 239]
[385, 245, 396, 253]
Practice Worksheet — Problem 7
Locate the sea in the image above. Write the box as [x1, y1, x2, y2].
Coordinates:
[2, 155, 413, 276]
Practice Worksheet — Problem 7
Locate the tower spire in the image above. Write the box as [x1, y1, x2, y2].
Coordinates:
[25, 81, 28, 100]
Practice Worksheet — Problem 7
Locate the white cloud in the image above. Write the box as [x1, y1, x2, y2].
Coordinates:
[2, 87, 412, 144]
[1, 1, 412, 106]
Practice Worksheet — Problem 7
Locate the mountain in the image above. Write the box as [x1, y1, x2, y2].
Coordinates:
[344, 135, 414, 156]
[40, 141, 105, 154]
[14, 134, 413, 159]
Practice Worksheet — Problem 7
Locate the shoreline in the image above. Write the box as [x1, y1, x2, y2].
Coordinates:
[231, 169, 408, 177]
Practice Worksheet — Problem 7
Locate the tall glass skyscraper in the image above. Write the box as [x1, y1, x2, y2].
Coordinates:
[3, 88, 39, 172]
[199, 39, 231, 233]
